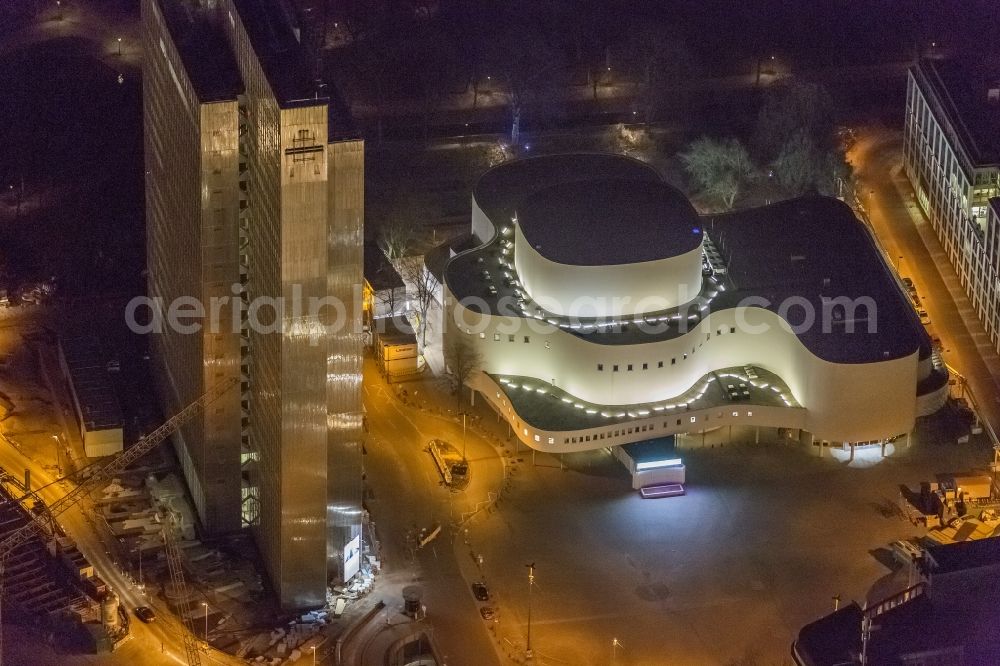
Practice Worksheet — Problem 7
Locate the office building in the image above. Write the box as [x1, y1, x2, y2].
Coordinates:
[435, 154, 945, 484]
[904, 58, 1000, 349]
[143, 0, 364, 609]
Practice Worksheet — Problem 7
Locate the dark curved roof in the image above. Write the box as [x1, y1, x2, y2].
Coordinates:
[443, 152, 930, 364]
[517, 179, 702, 266]
[474, 153, 660, 235]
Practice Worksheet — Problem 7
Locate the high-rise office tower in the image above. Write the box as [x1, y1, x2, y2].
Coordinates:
[142, 0, 364, 609]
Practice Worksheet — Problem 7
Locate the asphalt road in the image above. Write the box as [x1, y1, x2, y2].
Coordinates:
[0, 306, 235, 666]
[464, 432, 987, 665]
[357, 359, 505, 665]
[849, 126, 1000, 432]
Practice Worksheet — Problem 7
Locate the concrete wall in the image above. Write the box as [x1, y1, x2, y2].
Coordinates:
[513, 224, 704, 317]
[472, 372, 806, 454]
[451, 287, 918, 447]
[84, 428, 124, 458]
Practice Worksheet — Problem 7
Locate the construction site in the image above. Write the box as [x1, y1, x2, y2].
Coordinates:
[0, 307, 391, 666]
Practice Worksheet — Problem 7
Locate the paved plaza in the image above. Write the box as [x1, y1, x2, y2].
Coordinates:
[461, 424, 989, 665]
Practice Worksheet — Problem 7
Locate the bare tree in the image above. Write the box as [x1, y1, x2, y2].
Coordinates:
[752, 81, 837, 162]
[604, 123, 653, 161]
[622, 24, 697, 125]
[377, 218, 415, 263]
[397, 257, 437, 349]
[412, 23, 462, 142]
[483, 24, 566, 145]
[444, 335, 482, 407]
[771, 129, 854, 198]
[680, 137, 756, 210]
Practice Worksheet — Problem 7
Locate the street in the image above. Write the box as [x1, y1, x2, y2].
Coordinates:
[849, 126, 1000, 432]
[358, 358, 505, 665]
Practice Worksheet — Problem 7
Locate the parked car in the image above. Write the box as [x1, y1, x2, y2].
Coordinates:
[134, 606, 156, 623]
[479, 606, 496, 620]
[472, 582, 490, 601]
[918, 309, 931, 325]
[902, 277, 914, 289]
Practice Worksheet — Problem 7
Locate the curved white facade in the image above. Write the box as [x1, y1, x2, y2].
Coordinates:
[446, 285, 918, 445]
[513, 225, 704, 318]
[440, 154, 938, 456]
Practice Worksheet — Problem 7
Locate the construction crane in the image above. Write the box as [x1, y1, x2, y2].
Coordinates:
[0, 376, 237, 666]
[162, 507, 203, 666]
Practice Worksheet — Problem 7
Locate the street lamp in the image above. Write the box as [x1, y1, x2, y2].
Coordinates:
[462, 412, 467, 462]
[202, 602, 208, 645]
[525, 563, 535, 659]
[51, 435, 62, 477]
[311, 645, 317, 665]
[612, 637, 623, 664]
[117, 37, 122, 56]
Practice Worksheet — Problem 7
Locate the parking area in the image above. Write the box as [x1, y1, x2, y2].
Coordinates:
[463, 419, 991, 665]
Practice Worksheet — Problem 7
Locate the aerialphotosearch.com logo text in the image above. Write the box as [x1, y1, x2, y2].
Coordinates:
[125, 283, 367, 346]
[125, 282, 880, 344]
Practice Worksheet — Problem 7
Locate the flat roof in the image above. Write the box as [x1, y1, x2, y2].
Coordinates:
[231, 0, 324, 108]
[156, 0, 242, 103]
[374, 318, 417, 346]
[925, 534, 1000, 575]
[59, 337, 123, 432]
[474, 153, 661, 241]
[494, 366, 796, 432]
[364, 242, 404, 291]
[793, 603, 862, 666]
[621, 437, 677, 464]
[517, 179, 702, 265]
[425, 235, 478, 283]
[706, 196, 928, 363]
[920, 58, 1000, 166]
[445, 155, 929, 363]
[796, 578, 1000, 664]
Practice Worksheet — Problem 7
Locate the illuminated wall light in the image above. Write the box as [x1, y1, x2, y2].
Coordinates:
[535, 388, 547, 394]
[637, 410, 650, 416]
[635, 458, 683, 471]
[653, 406, 665, 412]
[561, 397, 572, 403]
[586, 409, 596, 414]
[574, 403, 585, 409]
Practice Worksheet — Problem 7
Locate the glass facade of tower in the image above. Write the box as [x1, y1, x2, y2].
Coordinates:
[143, 0, 364, 609]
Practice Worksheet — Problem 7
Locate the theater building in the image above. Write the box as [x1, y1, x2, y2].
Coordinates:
[436, 154, 946, 479]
